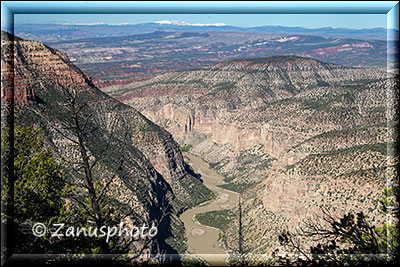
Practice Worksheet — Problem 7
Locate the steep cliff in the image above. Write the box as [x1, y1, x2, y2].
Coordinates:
[1, 31, 213, 255]
[102, 56, 391, 183]
[102, 55, 398, 258]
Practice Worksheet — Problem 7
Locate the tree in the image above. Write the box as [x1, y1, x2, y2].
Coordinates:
[1, 125, 71, 254]
[3, 81, 170, 265]
[53, 82, 168, 262]
[278, 173, 399, 266]
[53, 82, 136, 255]
[228, 193, 253, 266]
[237, 194, 247, 265]
[1, 33, 15, 264]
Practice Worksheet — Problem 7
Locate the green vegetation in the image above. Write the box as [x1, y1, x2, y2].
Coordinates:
[187, 79, 209, 88]
[322, 142, 393, 157]
[2, 126, 122, 255]
[379, 186, 397, 214]
[179, 173, 215, 208]
[195, 210, 234, 231]
[164, 216, 187, 255]
[302, 99, 329, 111]
[181, 255, 208, 266]
[223, 175, 236, 183]
[2, 126, 72, 253]
[279, 184, 399, 265]
[205, 81, 236, 96]
[180, 144, 193, 153]
[336, 165, 396, 185]
[208, 161, 220, 169]
[215, 81, 236, 91]
[301, 92, 355, 111]
[286, 142, 395, 175]
[1, 125, 134, 257]
[290, 122, 388, 151]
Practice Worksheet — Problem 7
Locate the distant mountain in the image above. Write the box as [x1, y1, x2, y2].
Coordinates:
[11, 22, 398, 42]
[44, 30, 393, 88]
[247, 25, 399, 41]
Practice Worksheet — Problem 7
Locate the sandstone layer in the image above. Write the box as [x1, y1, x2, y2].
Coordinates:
[102, 55, 398, 258]
[1, 31, 214, 254]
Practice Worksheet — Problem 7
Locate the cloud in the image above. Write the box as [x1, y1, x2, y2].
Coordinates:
[155, 20, 226, 27]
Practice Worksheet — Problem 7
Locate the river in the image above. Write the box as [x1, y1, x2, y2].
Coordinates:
[180, 152, 239, 266]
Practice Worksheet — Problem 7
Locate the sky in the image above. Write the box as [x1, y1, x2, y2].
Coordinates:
[13, 14, 390, 30]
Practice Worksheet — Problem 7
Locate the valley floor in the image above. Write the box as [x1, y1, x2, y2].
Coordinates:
[180, 152, 239, 266]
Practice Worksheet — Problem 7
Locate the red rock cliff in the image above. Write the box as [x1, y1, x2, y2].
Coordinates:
[1, 31, 94, 105]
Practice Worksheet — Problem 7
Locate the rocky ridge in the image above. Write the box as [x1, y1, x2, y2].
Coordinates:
[0, 31, 213, 254]
[102, 55, 398, 258]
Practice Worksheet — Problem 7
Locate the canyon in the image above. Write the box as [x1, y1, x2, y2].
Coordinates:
[103, 55, 398, 261]
[1, 27, 398, 264]
[0, 30, 214, 256]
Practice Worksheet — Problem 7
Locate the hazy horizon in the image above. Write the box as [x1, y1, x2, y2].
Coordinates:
[10, 20, 395, 31]
[12, 14, 390, 30]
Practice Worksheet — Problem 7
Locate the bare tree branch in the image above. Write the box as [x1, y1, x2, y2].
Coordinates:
[97, 156, 124, 203]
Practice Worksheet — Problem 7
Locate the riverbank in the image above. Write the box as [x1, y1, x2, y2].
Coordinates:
[180, 152, 239, 266]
